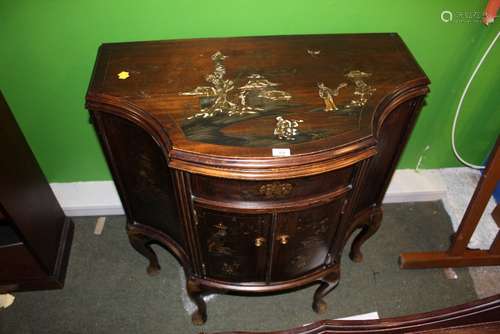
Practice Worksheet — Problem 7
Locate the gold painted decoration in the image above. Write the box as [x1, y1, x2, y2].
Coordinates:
[314, 70, 376, 111]
[274, 116, 303, 141]
[214, 222, 228, 236]
[259, 182, 293, 198]
[207, 222, 233, 255]
[222, 262, 240, 275]
[207, 241, 232, 255]
[307, 49, 321, 56]
[117, 71, 130, 80]
[317, 82, 347, 111]
[291, 255, 307, 270]
[180, 52, 292, 119]
[345, 70, 376, 107]
[180, 50, 378, 140]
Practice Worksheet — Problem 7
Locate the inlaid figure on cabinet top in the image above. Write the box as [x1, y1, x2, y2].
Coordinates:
[86, 34, 429, 325]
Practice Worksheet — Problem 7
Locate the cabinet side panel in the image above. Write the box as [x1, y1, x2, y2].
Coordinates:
[0, 92, 66, 274]
[355, 97, 424, 212]
[95, 112, 183, 246]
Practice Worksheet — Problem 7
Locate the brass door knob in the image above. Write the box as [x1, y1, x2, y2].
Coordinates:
[255, 237, 266, 247]
[278, 234, 290, 245]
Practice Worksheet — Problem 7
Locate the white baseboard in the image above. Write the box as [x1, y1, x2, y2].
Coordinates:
[383, 169, 446, 204]
[51, 169, 447, 217]
[50, 181, 125, 217]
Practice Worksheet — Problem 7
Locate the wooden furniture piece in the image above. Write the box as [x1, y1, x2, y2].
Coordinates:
[85, 34, 430, 324]
[212, 294, 500, 334]
[0, 91, 74, 292]
[400, 136, 500, 269]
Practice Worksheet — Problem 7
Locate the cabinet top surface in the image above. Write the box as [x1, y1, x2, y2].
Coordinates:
[87, 34, 428, 163]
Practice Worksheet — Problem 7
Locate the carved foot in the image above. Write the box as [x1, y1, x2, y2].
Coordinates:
[312, 271, 339, 314]
[312, 298, 328, 314]
[187, 279, 207, 325]
[349, 250, 364, 263]
[349, 209, 382, 263]
[191, 310, 207, 326]
[128, 230, 161, 276]
[146, 263, 161, 276]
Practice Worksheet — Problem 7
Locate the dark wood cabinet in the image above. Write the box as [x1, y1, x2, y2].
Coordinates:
[85, 34, 429, 324]
[0, 92, 74, 292]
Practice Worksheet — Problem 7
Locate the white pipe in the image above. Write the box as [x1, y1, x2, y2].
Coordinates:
[451, 31, 499, 169]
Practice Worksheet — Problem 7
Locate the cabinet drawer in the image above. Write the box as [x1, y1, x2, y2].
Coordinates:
[195, 206, 271, 283]
[191, 166, 354, 203]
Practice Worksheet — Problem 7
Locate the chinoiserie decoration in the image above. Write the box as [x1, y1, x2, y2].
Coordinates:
[222, 262, 240, 275]
[307, 49, 321, 56]
[180, 52, 292, 119]
[259, 182, 293, 199]
[317, 82, 348, 111]
[345, 70, 376, 107]
[207, 223, 233, 255]
[313, 69, 376, 112]
[274, 116, 303, 141]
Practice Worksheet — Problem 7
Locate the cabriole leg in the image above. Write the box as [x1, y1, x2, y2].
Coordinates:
[127, 230, 161, 276]
[349, 210, 383, 263]
[187, 279, 207, 325]
[312, 270, 339, 314]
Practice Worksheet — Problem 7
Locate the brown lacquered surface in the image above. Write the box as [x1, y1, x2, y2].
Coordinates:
[191, 166, 353, 204]
[96, 112, 183, 246]
[87, 34, 428, 162]
[271, 197, 345, 281]
[195, 206, 272, 283]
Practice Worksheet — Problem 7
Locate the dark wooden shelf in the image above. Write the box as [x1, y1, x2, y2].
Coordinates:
[0, 220, 22, 247]
[0, 91, 74, 292]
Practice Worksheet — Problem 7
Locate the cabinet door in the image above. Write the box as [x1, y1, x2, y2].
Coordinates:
[195, 206, 271, 283]
[271, 198, 346, 281]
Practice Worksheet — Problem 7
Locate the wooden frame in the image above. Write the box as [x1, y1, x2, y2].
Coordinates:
[0, 91, 74, 292]
[212, 294, 500, 334]
[400, 137, 500, 269]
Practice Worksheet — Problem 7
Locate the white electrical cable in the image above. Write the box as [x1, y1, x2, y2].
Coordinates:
[451, 31, 499, 170]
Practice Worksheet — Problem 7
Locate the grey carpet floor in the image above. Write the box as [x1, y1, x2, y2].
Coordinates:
[0, 202, 477, 334]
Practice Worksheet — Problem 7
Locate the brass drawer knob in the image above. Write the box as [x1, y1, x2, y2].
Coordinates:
[255, 237, 266, 247]
[278, 234, 290, 245]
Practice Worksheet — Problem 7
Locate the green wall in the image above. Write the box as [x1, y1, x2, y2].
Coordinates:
[1, 0, 498, 182]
